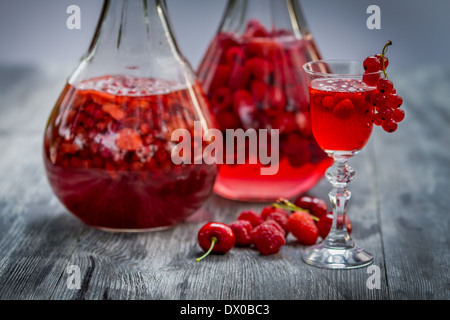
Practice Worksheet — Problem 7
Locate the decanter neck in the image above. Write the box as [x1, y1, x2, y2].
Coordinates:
[70, 0, 191, 84]
[219, 0, 312, 39]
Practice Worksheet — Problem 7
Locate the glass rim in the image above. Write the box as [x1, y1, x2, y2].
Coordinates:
[303, 59, 382, 77]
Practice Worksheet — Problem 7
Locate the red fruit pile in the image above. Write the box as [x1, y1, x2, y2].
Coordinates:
[363, 41, 405, 133]
[196, 196, 353, 260]
[197, 19, 329, 169]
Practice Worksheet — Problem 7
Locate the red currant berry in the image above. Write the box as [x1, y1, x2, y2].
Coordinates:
[382, 119, 398, 133]
[196, 222, 235, 262]
[363, 56, 382, 72]
[371, 92, 388, 109]
[377, 78, 394, 95]
[372, 113, 384, 126]
[378, 107, 393, 121]
[375, 54, 389, 70]
[363, 73, 381, 87]
[387, 94, 403, 109]
[392, 108, 405, 122]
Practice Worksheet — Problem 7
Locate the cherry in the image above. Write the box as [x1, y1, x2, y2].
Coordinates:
[293, 196, 328, 219]
[316, 212, 352, 239]
[196, 222, 236, 262]
[260, 206, 289, 220]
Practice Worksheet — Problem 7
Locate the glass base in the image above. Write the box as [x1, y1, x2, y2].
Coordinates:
[302, 242, 373, 269]
[93, 225, 174, 233]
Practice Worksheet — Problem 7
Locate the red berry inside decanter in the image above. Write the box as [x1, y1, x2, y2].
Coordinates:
[197, 19, 332, 201]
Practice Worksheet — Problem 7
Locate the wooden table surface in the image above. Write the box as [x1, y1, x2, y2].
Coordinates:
[0, 64, 448, 301]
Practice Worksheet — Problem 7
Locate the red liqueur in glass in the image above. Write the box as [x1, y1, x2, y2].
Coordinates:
[309, 78, 376, 152]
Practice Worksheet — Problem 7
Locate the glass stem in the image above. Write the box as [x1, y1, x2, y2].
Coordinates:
[323, 154, 355, 249]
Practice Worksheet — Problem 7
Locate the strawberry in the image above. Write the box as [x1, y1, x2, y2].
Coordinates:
[286, 211, 319, 245]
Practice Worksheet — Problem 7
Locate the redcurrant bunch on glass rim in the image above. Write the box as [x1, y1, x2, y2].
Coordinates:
[363, 41, 405, 133]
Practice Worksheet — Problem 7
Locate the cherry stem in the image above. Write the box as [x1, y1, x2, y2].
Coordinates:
[196, 236, 217, 262]
[273, 198, 319, 222]
[381, 40, 392, 79]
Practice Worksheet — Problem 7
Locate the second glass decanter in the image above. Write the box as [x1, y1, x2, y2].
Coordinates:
[197, 0, 332, 201]
[43, 0, 217, 231]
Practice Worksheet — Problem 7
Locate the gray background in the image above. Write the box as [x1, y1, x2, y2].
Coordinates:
[0, 0, 449, 73]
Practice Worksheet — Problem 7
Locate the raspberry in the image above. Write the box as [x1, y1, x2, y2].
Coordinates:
[225, 46, 245, 65]
[251, 223, 286, 255]
[286, 211, 319, 245]
[264, 211, 289, 235]
[263, 219, 286, 236]
[267, 86, 287, 113]
[322, 96, 335, 110]
[250, 80, 268, 101]
[229, 220, 253, 246]
[244, 57, 274, 82]
[237, 210, 263, 227]
[116, 128, 143, 151]
[211, 87, 232, 112]
[333, 99, 354, 119]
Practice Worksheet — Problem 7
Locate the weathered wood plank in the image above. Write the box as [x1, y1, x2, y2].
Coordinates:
[0, 64, 448, 300]
[372, 65, 450, 299]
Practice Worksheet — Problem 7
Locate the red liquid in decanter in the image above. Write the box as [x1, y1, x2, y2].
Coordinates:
[44, 75, 216, 230]
[197, 20, 332, 200]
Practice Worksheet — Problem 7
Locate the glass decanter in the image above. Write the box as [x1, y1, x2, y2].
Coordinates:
[43, 0, 217, 231]
[197, 0, 332, 201]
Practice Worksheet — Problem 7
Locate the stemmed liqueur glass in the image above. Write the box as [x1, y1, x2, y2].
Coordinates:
[302, 60, 381, 269]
